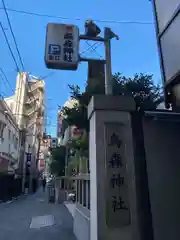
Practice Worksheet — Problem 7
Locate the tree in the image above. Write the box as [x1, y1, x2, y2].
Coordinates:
[69, 134, 88, 157]
[112, 73, 163, 110]
[49, 146, 66, 177]
[62, 73, 163, 132]
[66, 134, 89, 176]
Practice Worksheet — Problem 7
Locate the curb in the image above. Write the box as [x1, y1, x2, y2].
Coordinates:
[0, 194, 26, 205]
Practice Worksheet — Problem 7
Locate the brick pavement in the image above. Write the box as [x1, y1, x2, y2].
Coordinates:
[0, 189, 76, 240]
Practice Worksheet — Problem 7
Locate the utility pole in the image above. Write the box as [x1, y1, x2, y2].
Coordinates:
[21, 129, 28, 193]
[104, 28, 114, 95]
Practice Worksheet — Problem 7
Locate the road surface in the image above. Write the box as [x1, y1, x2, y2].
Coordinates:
[0, 190, 76, 240]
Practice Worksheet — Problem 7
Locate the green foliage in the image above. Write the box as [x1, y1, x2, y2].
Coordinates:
[62, 73, 163, 132]
[66, 134, 89, 175]
[69, 134, 88, 156]
[49, 146, 66, 177]
[112, 73, 163, 110]
[67, 153, 89, 176]
[62, 85, 90, 131]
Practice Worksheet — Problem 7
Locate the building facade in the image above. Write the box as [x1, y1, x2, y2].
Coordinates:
[0, 97, 19, 174]
[57, 110, 63, 140]
[57, 98, 79, 146]
[5, 72, 45, 191]
[38, 135, 51, 174]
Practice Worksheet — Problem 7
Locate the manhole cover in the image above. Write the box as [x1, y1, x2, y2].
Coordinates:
[30, 215, 55, 229]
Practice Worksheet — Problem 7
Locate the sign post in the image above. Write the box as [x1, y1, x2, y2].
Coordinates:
[44, 22, 118, 95]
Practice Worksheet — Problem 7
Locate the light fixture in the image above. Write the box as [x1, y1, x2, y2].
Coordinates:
[84, 20, 101, 37]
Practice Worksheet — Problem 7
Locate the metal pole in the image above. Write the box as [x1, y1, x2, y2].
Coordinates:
[104, 27, 113, 95]
[22, 151, 27, 193]
[21, 130, 26, 193]
[65, 145, 68, 176]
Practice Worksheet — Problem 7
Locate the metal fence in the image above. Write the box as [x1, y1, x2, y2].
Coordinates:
[71, 174, 90, 210]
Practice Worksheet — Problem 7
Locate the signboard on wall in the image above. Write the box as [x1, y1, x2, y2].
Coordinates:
[153, 0, 180, 86]
[45, 23, 79, 70]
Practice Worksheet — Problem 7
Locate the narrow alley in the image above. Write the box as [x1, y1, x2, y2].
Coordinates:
[0, 190, 76, 240]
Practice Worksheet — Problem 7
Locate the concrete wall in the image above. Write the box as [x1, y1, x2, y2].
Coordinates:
[143, 117, 180, 240]
[65, 202, 90, 240]
[73, 204, 90, 240]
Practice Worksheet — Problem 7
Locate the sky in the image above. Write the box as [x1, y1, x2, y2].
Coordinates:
[0, 0, 161, 136]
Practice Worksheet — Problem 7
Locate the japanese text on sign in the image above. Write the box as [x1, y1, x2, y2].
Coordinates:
[48, 44, 61, 61]
[63, 29, 74, 62]
[105, 123, 130, 227]
[45, 23, 79, 70]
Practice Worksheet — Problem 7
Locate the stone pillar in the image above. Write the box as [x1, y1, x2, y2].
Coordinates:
[88, 95, 140, 240]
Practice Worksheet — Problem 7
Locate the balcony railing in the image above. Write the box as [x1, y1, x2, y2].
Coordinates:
[28, 81, 44, 93]
[25, 97, 39, 105]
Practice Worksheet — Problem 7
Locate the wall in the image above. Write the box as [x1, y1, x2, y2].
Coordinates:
[143, 116, 180, 240]
[61, 126, 71, 145]
[73, 204, 90, 240]
[0, 100, 19, 173]
[13, 72, 27, 128]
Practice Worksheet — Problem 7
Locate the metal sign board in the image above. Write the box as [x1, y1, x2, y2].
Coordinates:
[45, 23, 79, 70]
[152, 0, 180, 87]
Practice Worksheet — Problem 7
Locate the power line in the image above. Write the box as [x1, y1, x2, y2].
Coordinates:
[0, 22, 20, 71]
[0, 21, 43, 119]
[81, 42, 101, 55]
[1, 0, 25, 71]
[1, 1, 38, 111]
[0, 7, 153, 25]
[85, 41, 103, 58]
[0, 24, 39, 111]
[0, 68, 14, 93]
[0, 72, 10, 95]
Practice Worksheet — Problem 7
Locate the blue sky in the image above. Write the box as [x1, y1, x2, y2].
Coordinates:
[0, 0, 161, 136]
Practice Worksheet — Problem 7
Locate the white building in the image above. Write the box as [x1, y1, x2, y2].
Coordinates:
[0, 97, 19, 174]
[5, 72, 45, 187]
[38, 135, 51, 174]
[57, 98, 80, 146]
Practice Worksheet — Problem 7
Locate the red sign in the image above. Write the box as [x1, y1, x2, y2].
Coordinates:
[39, 159, 45, 168]
[71, 127, 83, 137]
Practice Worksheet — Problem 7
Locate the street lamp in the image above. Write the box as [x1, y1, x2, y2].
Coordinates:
[84, 20, 101, 37]
[80, 21, 119, 95]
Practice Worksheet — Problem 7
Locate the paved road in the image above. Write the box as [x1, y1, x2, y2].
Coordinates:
[0, 190, 76, 240]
